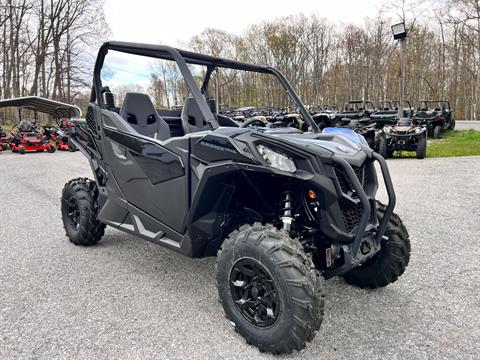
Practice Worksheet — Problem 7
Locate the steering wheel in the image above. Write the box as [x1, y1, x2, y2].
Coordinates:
[241, 117, 265, 128]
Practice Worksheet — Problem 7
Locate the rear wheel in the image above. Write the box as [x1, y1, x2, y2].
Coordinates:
[18, 145, 25, 154]
[343, 201, 410, 288]
[47, 144, 56, 153]
[416, 135, 426, 159]
[61, 178, 105, 246]
[433, 125, 442, 139]
[216, 223, 324, 354]
[448, 118, 456, 130]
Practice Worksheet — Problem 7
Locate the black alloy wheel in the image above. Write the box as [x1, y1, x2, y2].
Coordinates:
[229, 258, 279, 328]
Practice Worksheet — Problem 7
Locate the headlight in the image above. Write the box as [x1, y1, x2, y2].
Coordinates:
[384, 126, 391, 133]
[415, 127, 423, 134]
[257, 145, 296, 173]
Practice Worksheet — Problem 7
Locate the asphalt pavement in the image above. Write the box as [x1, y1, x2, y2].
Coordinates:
[0, 151, 479, 359]
[456, 120, 480, 131]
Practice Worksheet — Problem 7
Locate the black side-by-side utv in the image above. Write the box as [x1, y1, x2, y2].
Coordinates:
[414, 100, 455, 138]
[62, 42, 410, 354]
[334, 100, 376, 124]
[370, 100, 414, 129]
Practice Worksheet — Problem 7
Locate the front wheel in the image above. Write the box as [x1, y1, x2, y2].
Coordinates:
[433, 125, 442, 138]
[343, 201, 410, 288]
[216, 223, 324, 354]
[416, 135, 426, 159]
[61, 178, 105, 246]
[378, 136, 388, 158]
[47, 144, 56, 153]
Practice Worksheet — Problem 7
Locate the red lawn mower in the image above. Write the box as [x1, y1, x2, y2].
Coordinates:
[43, 108, 77, 151]
[0, 96, 81, 154]
[10, 106, 56, 154]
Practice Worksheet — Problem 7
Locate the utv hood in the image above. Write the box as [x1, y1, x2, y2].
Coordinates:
[269, 128, 369, 166]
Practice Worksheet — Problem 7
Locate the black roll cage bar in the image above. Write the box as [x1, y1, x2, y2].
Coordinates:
[343, 100, 376, 112]
[379, 100, 412, 111]
[416, 100, 451, 111]
[91, 41, 319, 132]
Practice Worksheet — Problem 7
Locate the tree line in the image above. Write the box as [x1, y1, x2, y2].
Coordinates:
[2, 0, 480, 120]
[184, 0, 480, 120]
[0, 0, 108, 120]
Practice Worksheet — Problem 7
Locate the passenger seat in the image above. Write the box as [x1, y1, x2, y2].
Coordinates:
[181, 97, 211, 134]
[119, 92, 171, 140]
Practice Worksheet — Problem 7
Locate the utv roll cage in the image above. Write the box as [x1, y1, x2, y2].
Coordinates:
[343, 100, 376, 112]
[91, 41, 320, 132]
[416, 100, 451, 112]
[378, 100, 412, 111]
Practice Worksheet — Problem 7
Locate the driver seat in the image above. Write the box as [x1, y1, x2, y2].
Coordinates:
[119, 92, 170, 140]
[181, 97, 211, 134]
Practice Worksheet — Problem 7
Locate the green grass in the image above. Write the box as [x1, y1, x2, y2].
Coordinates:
[427, 130, 480, 157]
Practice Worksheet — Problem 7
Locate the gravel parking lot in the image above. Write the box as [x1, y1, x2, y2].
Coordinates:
[0, 151, 479, 359]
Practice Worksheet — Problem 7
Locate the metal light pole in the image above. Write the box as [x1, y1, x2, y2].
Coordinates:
[392, 22, 408, 120]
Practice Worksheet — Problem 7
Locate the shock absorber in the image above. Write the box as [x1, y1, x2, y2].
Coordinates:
[281, 190, 294, 231]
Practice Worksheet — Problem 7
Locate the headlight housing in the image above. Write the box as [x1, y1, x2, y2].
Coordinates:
[257, 145, 296, 173]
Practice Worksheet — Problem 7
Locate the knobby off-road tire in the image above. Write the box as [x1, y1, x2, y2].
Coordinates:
[216, 223, 325, 354]
[448, 118, 456, 130]
[343, 201, 410, 288]
[433, 125, 442, 139]
[61, 177, 105, 246]
[378, 136, 388, 158]
[416, 135, 427, 159]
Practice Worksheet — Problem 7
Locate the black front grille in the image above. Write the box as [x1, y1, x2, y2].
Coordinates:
[333, 163, 371, 232]
[334, 164, 367, 198]
[340, 202, 363, 232]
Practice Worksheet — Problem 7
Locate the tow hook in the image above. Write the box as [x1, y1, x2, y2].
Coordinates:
[360, 240, 372, 255]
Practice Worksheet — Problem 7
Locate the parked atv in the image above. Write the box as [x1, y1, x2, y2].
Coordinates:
[272, 107, 308, 130]
[310, 105, 338, 129]
[414, 100, 454, 138]
[334, 100, 376, 125]
[337, 117, 377, 149]
[62, 41, 410, 355]
[378, 118, 427, 159]
[370, 100, 414, 129]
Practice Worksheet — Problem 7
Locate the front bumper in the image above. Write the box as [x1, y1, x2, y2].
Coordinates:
[324, 152, 395, 277]
[387, 133, 422, 151]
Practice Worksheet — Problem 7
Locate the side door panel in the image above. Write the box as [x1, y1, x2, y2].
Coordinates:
[101, 111, 188, 233]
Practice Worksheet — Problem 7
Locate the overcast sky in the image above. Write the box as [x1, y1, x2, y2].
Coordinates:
[104, 0, 389, 46]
